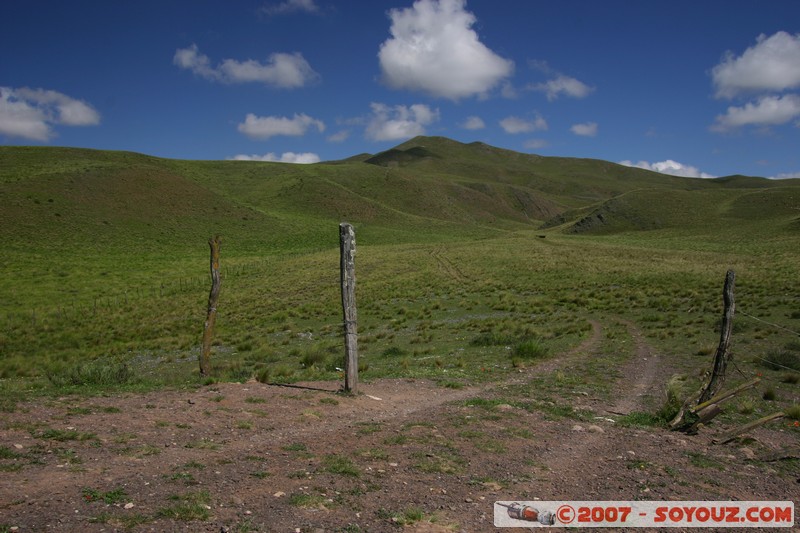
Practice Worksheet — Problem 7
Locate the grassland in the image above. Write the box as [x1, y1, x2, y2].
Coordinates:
[0, 138, 798, 415]
[1, 139, 799, 531]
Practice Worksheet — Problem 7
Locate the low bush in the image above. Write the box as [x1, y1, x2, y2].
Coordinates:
[513, 339, 548, 359]
[47, 361, 135, 387]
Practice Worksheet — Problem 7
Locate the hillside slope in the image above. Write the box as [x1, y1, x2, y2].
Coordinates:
[2, 138, 798, 260]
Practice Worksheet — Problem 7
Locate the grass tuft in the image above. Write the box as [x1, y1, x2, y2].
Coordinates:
[47, 361, 135, 388]
[512, 339, 548, 360]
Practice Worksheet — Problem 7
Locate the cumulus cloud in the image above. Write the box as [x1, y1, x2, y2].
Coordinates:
[229, 151, 320, 163]
[365, 102, 439, 141]
[712, 31, 800, 99]
[571, 122, 598, 137]
[710, 94, 800, 132]
[531, 75, 594, 101]
[461, 116, 485, 130]
[260, 0, 320, 16]
[378, 0, 513, 100]
[499, 113, 547, 134]
[0, 86, 100, 141]
[174, 44, 319, 88]
[237, 112, 325, 139]
[619, 159, 716, 179]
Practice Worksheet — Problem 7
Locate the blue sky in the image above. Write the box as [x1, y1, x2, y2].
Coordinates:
[2, 0, 800, 179]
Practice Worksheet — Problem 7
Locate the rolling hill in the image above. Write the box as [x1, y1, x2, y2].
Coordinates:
[0, 136, 798, 313]
[2, 136, 797, 255]
[0, 136, 799, 386]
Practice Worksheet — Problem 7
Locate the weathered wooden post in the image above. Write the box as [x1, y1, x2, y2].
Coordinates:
[339, 223, 358, 393]
[698, 269, 735, 404]
[200, 235, 222, 377]
[670, 269, 738, 431]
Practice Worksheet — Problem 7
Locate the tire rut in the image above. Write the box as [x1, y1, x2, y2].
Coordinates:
[533, 318, 668, 499]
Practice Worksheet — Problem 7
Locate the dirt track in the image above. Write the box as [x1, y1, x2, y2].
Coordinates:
[1, 319, 798, 532]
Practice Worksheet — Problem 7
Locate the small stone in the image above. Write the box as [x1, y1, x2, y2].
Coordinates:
[587, 425, 605, 433]
[571, 425, 585, 432]
[188, 399, 195, 405]
[465, 498, 473, 503]
[124, 503, 135, 509]
[495, 404, 515, 411]
[13, 444, 23, 449]
[273, 491, 285, 498]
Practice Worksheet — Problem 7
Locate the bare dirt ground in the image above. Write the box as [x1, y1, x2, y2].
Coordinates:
[1, 320, 798, 532]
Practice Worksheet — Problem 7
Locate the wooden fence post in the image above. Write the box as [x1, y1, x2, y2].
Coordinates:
[698, 269, 735, 404]
[200, 236, 222, 377]
[339, 223, 358, 393]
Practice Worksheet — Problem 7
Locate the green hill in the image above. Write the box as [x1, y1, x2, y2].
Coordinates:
[1, 137, 796, 308]
[1, 137, 798, 382]
[3, 137, 796, 259]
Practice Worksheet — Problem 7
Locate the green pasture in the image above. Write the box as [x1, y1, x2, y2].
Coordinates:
[0, 141, 798, 422]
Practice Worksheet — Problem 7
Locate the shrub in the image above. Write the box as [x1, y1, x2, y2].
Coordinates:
[781, 373, 799, 384]
[513, 339, 548, 359]
[759, 350, 800, 372]
[382, 346, 405, 357]
[255, 368, 270, 384]
[47, 361, 134, 387]
[300, 345, 330, 368]
[470, 332, 512, 347]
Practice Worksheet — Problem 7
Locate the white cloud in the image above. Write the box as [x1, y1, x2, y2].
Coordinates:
[531, 75, 594, 101]
[327, 129, 350, 142]
[769, 171, 800, 180]
[570, 121, 598, 137]
[173, 44, 219, 81]
[229, 151, 320, 163]
[174, 44, 319, 88]
[260, 0, 320, 16]
[619, 159, 716, 179]
[378, 0, 513, 100]
[0, 86, 100, 141]
[499, 113, 547, 134]
[712, 31, 800, 99]
[237, 112, 325, 139]
[711, 94, 800, 132]
[523, 138, 549, 150]
[461, 116, 485, 130]
[365, 102, 439, 141]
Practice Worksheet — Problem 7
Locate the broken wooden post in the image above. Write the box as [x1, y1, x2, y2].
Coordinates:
[698, 269, 736, 404]
[670, 270, 744, 431]
[339, 223, 358, 394]
[200, 235, 222, 377]
[713, 411, 786, 445]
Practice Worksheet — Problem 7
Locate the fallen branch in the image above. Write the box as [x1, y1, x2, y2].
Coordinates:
[685, 404, 722, 435]
[693, 378, 760, 412]
[713, 411, 785, 445]
[669, 379, 760, 432]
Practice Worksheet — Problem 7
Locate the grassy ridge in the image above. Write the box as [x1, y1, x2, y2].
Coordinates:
[0, 139, 798, 399]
